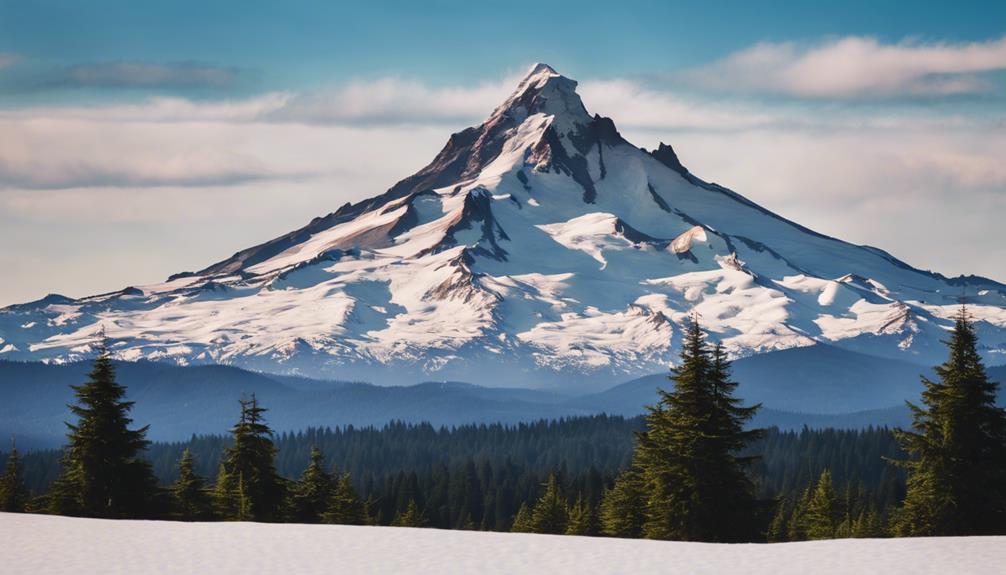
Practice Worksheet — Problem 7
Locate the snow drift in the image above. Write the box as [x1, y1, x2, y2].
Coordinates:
[3, 513, 1004, 575]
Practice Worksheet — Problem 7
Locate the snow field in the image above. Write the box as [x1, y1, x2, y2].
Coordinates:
[4, 513, 1005, 575]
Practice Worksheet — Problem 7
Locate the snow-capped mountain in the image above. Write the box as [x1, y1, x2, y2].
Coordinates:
[3, 63, 1005, 389]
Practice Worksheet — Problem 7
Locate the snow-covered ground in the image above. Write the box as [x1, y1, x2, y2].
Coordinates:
[3, 513, 1004, 575]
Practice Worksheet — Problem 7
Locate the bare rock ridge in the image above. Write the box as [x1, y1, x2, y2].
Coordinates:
[2, 63, 1004, 390]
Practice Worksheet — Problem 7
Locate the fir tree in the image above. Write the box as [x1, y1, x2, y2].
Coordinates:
[892, 306, 1006, 536]
[214, 394, 286, 521]
[169, 448, 212, 521]
[0, 438, 28, 512]
[804, 469, 840, 540]
[212, 463, 234, 519]
[599, 469, 644, 538]
[48, 334, 159, 518]
[785, 486, 813, 541]
[565, 493, 594, 535]
[766, 498, 790, 542]
[529, 473, 568, 534]
[851, 509, 885, 538]
[323, 472, 367, 525]
[510, 502, 534, 533]
[289, 446, 333, 523]
[393, 499, 427, 527]
[634, 318, 763, 541]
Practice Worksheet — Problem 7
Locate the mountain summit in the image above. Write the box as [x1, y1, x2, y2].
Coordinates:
[3, 64, 1005, 389]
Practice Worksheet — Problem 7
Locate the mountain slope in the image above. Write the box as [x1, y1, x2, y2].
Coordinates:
[2, 63, 1005, 390]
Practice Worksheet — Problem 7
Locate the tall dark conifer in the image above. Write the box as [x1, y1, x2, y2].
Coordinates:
[529, 473, 568, 534]
[47, 334, 159, 518]
[599, 469, 644, 537]
[323, 472, 367, 525]
[0, 438, 28, 512]
[893, 305, 1006, 535]
[169, 448, 212, 521]
[214, 394, 286, 521]
[289, 446, 333, 523]
[632, 318, 763, 541]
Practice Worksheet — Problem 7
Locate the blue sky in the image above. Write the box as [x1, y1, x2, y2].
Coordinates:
[1, 1, 1004, 305]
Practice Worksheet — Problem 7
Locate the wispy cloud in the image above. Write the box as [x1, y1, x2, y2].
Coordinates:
[683, 35, 1006, 98]
[264, 75, 516, 126]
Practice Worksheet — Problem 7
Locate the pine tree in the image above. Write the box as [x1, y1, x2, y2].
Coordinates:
[169, 448, 212, 521]
[851, 509, 885, 538]
[892, 305, 1006, 536]
[766, 498, 790, 542]
[212, 463, 234, 519]
[599, 469, 644, 538]
[565, 493, 594, 535]
[289, 446, 333, 523]
[323, 472, 367, 525]
[214, 394, 286, 521]
[634, 318, 763, 541]
[510, 502, 534, 533]
[785, 486, 813, 541]
[393, 499, 427, 527]
[47, 334, 159, 518]
[0, 438, 28, 512]
[529, 473, 568, 534]
[804, 469, 840, 540]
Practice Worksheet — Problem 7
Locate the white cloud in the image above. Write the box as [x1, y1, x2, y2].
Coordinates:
[684, 35, 1006, 97]
[266, 75, 516, 125]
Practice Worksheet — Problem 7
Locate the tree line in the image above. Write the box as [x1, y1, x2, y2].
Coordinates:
[2, 308, 1004, 540]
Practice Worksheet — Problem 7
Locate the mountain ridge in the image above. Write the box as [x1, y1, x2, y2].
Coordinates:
[8, 344, 996, 448]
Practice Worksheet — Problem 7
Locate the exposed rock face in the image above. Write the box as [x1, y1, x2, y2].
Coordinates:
[2, 63, 1005, 389]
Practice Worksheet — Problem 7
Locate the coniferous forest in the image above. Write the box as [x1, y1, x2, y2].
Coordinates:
[2, 309, 1004, 541]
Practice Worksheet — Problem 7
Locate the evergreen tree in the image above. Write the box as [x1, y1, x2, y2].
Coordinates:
[599, 469, 644, 538]
[393, 499, 427, 527]
[212, 463, 234, 519]
[169, 448, 211, 521]
[289, 446, 333, 523]
[214, 395, 286, 521]
[565, 493, 594, 535]
[785, 486, 813, 541]
[0, 438, 28, 512]
[634, 319, 763, 541]
[235, 473, 254, 521]
[510, 502, 534, 533]
[892, 306, 1006, 536]
[528, 473, 568, 534]
[804, 469, 840, 540]
[323, 472, 367, 525]
[47, 334, 159, 518]
[766, 498, 790, 542]
[851, 509, 885, 538]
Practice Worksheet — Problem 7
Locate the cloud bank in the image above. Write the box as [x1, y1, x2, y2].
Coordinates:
[684, 35, 1006, 97]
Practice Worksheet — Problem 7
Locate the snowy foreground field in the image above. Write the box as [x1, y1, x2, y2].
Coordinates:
[4, 513, 1005, 575]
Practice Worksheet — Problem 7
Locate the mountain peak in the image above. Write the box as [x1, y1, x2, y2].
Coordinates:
[524, 62, 559, 79]
[490, 62, 589, 128]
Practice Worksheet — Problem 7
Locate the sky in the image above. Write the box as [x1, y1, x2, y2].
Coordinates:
[1, 0, 1004, 306]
